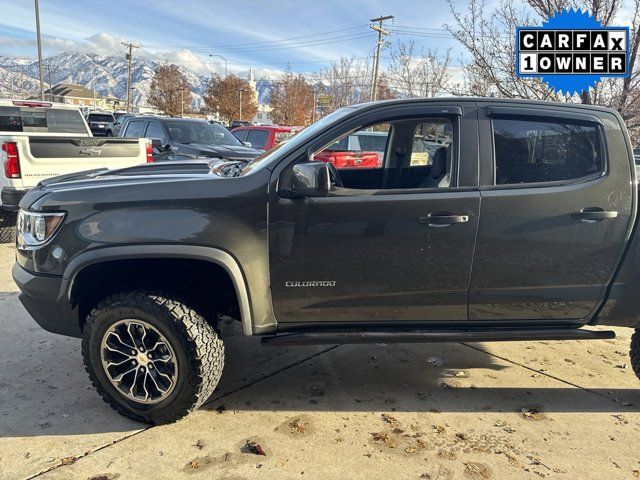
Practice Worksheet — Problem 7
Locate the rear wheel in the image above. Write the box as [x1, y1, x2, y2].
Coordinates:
[0, 210, 16, 244]
[631, 330, 640, 382]
[82, 291, 224, 424]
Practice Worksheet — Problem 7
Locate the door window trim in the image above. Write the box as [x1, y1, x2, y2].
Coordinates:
[484, 112, 608, 191]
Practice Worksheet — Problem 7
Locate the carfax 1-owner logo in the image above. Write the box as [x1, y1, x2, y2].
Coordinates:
[516, 8, 630, 94]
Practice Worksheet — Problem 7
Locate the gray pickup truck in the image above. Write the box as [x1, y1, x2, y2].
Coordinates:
[12, 98, 640, 424]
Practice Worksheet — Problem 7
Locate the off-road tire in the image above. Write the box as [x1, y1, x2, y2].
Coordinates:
[0, 210, 16, 244]
[631, 329, 640, 381]
[82, 291, 224, 424]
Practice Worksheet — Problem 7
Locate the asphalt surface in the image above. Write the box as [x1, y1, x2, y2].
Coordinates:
[0, 243, 639, 480]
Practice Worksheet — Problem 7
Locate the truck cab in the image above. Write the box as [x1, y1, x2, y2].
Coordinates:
[11, 98, 640, 424]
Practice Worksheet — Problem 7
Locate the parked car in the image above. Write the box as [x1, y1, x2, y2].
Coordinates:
[86, 112, 115, 137]
[119, 116, 261, 161]
[229, 120, 252, 129]
[14, 98, 640, 425]
[231, 125, 302, 151]
[0, 99, 152, 243]
[314, 130, 387, 168]
[106, 113, 133, 137]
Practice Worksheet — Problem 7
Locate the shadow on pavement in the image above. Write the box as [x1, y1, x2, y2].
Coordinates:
[1, 298, 638, 439]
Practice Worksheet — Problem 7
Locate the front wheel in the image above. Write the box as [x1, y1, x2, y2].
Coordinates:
[82, 291, 224, 424]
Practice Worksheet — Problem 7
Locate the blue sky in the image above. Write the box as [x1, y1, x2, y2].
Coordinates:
[0, 0, 463, 75]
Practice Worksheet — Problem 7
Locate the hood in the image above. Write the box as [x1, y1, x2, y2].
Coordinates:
[182, 143, 261, 160]
[31, 159, 225, 194]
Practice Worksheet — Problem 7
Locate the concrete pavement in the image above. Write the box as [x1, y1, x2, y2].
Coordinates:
[1, 243, 639, 479]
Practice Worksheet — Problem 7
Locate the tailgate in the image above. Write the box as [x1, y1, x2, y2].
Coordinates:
[18, 137, 147, 187]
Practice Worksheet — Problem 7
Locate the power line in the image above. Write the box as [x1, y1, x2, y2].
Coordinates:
[172, 33, 373, 54]
[145, 24, 369, 50]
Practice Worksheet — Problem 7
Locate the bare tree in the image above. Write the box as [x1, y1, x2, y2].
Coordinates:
[148, 64, 192, 116]
[387, 41, 453, 97]
[203, 74, 257, 123]
[269, 67, 315, 126]
[445, 0, 558, 100]
[313, 56, 371, 113]
[446, 0, 640, 141]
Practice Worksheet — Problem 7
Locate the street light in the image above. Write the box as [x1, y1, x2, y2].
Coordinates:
[237, 87, 245, 121]
[208, 54, 228, 77]
[34, 0, 45, 100]
[178, 87, 187, 117]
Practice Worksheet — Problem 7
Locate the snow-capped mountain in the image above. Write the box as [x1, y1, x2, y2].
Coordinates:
[0, 51, 273, 109]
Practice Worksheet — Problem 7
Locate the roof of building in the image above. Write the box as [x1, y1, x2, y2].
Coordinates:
[44, 83, 99, 99]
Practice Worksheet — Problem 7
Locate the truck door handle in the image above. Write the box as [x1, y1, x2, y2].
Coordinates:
[419, 213, 469, 228]
[572, 208, 618, 223]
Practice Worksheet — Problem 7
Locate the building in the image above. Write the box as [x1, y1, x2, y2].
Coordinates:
[43, 83, 105, 108]
[247, 68, 273, 125]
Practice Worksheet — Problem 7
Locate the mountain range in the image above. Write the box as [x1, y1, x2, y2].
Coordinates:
[0, 52, 273, 109]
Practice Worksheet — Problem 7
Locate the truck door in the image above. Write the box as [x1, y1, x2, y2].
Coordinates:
[268, 103, 480, 325]
[469, 104, 634, 322]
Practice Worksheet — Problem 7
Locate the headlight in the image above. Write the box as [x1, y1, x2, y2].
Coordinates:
[17, 210, 65, 248]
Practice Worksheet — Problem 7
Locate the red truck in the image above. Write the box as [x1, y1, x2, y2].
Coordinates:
[231, 125, 301, 151]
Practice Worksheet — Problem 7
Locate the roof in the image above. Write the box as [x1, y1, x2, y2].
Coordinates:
[231, 125, 301, 132]
[44, 83, 100, 99]
[355, 96, 619, 115]
[0, 99, 83, 110]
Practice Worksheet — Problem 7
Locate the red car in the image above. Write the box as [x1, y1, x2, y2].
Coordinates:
[231, 125, 301, 151]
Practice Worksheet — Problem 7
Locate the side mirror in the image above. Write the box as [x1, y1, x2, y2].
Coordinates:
[280, 162, 331, 198]
[243, 141, 252, 148]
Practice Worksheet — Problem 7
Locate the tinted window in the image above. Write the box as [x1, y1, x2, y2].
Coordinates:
[232, 129, 248, 142]
[145, 122, 166, 143]
[124, 120, 146, 137]
[493, 118, 602, 185]
[87, 113, 114, 123]
[0, 106, 87, 134]
[165, 120, 241, 146]
[246, 129, 269, 149]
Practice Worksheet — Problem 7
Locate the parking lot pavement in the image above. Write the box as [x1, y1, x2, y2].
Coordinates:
[1, 242, 639, 480]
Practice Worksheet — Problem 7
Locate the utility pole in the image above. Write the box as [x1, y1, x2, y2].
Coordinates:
[369, 14, 393, 102]
[34, 0, 45, 100]
[122, 41, 140, 113]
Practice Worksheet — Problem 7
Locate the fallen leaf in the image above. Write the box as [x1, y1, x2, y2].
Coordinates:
[245, 441, 266, 456]
[381, 413, 398, 425]
[60, 456, 77, 466]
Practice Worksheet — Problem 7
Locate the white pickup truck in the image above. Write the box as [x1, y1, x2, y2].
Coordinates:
[0, 100, 152, 242]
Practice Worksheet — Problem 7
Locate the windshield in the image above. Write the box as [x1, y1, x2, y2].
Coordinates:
[165, 120, 241, 146]
[87, 114, 114, 123]
[240, 107, 357, 175]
